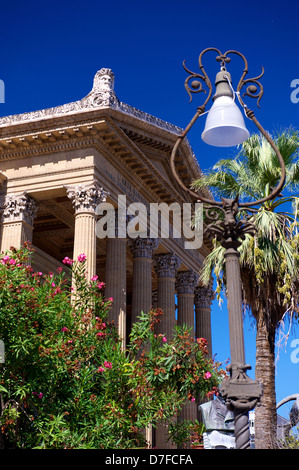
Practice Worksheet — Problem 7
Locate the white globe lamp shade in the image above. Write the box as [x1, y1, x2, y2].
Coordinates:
[201, 95, 250, 147]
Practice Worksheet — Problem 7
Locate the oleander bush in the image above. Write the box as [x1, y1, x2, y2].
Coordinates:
[0, 245, 225, 449]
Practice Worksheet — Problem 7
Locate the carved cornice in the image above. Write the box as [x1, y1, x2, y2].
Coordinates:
[176, 270, 199, 294]
[194, 285, 215, 308]
[2, 192, 38, 225]
[0, 68, 182, 138]
[65, 182, 108, 214]
[153, 252, 181, 278]
[128, 237, 159, 258]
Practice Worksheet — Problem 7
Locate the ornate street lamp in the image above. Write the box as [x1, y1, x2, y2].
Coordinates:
[170, 48, 286, 449]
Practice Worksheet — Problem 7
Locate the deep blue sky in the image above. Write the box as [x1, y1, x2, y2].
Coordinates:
[0, 0, 298, 420]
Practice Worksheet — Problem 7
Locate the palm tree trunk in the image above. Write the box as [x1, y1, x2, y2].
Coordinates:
[254, 311, 277, 448]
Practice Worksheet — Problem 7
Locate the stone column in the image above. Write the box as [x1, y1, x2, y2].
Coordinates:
[105, 212, 127, 350]
[129, 237, 158, 325]
[194, 284, 215, 425]
[1, 193, 38, 253]
[153, 252, 180, 450]
[194, 284, 215, 358]
[176, 271, 199, 433]
[153, 253, 180, 340]
[66, 182, 107, 278]
[129, 237, 158, 450]
[176, 270, 199, 337]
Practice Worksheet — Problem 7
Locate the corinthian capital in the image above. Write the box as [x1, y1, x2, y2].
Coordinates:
[65, 182, 108, 213]
[128, 236, 159, 258]
[176, 270, 199, 294]
[153, 252, 181, 278]
[194, 285, 215, 308]
[2, 193, 38, 225]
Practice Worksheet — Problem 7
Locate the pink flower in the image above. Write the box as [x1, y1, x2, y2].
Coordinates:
[97, 367, 105, 373]
[97, 282, 105, 290]
[191, 397, 196, 402]
[77, 253, 87, 262]
[9, 258, 16, 265]
[61, 327, 68, 332]
[108, 297, 113, 302]
[91, 275, 98, 282]
[97, 332, 104, 337]
[62, 256, 73, 266]
[102, 323, 106, 328]
[38, 272, 43, 276]
[104, 361, 112, 369]
[57, 267, 63, 272]
[51, 282, 56, 288]
[204, 371, 212, 379]
[162, 336, 167, 343]
[38, 393, 43, 399]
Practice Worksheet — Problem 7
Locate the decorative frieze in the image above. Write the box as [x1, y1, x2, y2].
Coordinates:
[65, 182, 108, 213]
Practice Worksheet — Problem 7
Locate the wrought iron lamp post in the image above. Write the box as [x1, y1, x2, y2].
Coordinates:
[170, 48, 286, 449]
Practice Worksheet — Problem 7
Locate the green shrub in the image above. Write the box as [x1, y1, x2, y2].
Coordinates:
[0, 245, 224, 449]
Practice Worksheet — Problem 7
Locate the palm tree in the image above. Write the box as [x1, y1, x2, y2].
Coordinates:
[192, 129, 299, 449]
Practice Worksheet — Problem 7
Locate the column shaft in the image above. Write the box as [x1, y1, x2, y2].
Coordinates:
[194, 284, 215, 423]
[194, 285, 215, 358]
[105, 237, 127, 348]
[176, 271, 198, 337]
[129, 238, 158, 325]
[154, 253, 180, 340]
[153, 253, 180, 450]
[73, 212, 96, 277]
[176, 271, 198, 438]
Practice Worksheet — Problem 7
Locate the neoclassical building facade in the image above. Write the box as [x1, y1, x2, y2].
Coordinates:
[0, 68, 215, 448]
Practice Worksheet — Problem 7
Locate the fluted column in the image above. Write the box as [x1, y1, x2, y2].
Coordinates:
[66, 182, 107, 278]
[105, 212, 127, 350]
[194, 284, 215, 425]
[1, 193, 38, 253]
[176, 270, 198, 337]
[153, 253, 180, 340]
[153, 252, 180, 450]
[129, 237, 159, 325]
[194, 284, 215, 358]
[176, 271, 199, 434]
